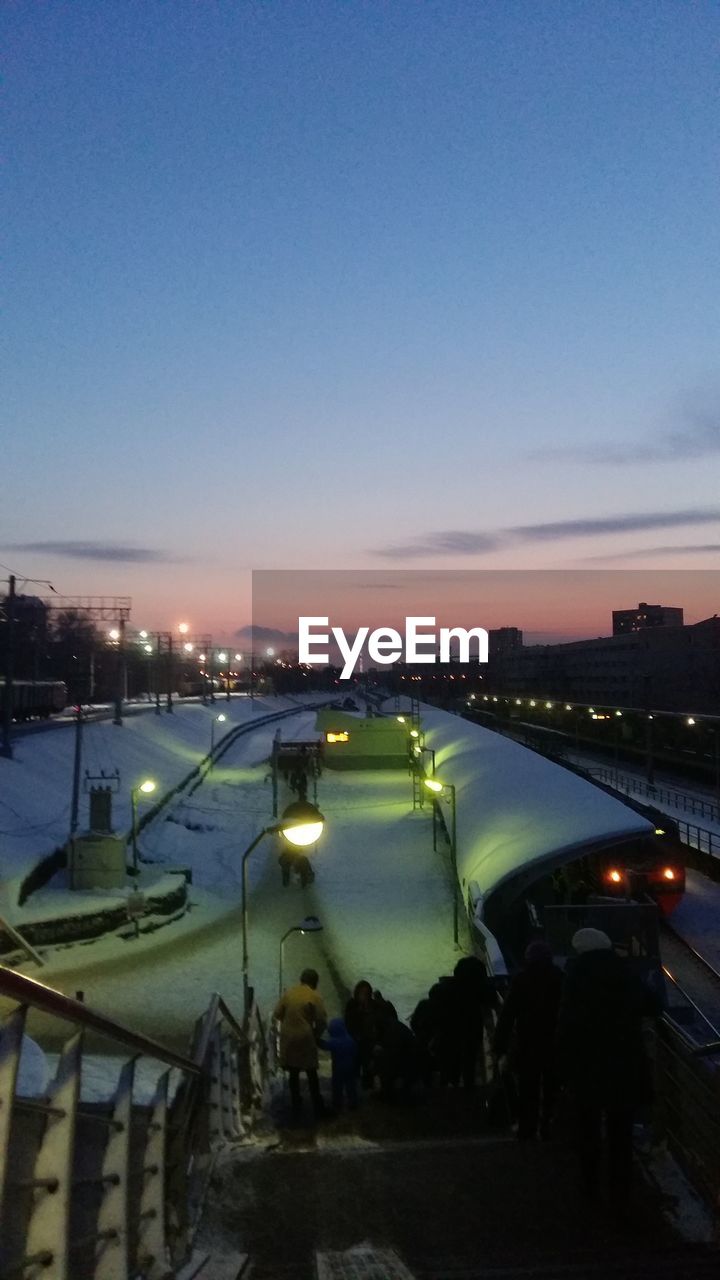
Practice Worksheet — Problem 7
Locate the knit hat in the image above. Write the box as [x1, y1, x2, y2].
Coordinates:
[571, 927, 612, 954]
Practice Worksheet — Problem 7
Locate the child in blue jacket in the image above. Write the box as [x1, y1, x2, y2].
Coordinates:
[320, 1016, 359, 1111]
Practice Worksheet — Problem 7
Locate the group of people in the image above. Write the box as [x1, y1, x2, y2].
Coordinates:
[493, 926, 661, 1209]
[273, 931, 660, 1209]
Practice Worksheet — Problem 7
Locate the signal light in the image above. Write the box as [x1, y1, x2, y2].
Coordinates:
[663, 868, 676, 881]
[608, 869, 622, 884]
[655, 827, 666, 836]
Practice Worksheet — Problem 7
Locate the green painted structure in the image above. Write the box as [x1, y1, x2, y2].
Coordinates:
[315, 709, 409, 770]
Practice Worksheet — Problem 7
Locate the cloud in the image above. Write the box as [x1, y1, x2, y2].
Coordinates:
[530, 402, 720, 465]
[234, 624, 298, 644]
[510, 509, 720, 541]
[374, 531, 499, 559]
[583, 543, 720, 562]
[5, 541, 182, 563]
[371, 508, 720, 559]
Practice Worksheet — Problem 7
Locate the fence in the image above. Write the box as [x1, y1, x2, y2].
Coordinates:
[650, 1018, 720, 1217]
[0, 968, 267, 1279]
[589, 767, 720, 828]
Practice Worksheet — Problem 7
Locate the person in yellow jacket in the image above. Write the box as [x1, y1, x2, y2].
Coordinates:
[273, 967, 328, 1119]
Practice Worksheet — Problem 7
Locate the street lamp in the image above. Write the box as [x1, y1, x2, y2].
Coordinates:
[210, 712, 226, 766]
[423, 777, 458, 945]
[241, 799, 325, 1012]
[279, 916, 323, 998]
[130, 779, 156, 875]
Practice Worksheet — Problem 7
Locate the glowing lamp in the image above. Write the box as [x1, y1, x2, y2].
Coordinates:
[655, 827, 666, 836]
[279, 800, 325, 848]
[424, 778, 444, 794]
[326, 731, 349, 744]
[138, 779, 156, 795]
[608, 869, 622, 884]
[663, 868, 676, 881]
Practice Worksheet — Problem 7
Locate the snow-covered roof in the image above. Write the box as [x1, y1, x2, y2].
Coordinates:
[420, 705, 654, 905]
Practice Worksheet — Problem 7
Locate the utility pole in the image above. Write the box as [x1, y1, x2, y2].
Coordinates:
[1, 575, 16, 759]
[166, 633, 174, 712]
[69, 703, 84, 836]
[113, 616, 126, 726]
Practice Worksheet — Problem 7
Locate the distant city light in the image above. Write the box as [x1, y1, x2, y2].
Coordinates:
[108, 628, 120, 641]
[184, 643, 193, 653]
[139, 630, 148, 639]
[144, 644, 152, 654]
[178, 623, 189, 635]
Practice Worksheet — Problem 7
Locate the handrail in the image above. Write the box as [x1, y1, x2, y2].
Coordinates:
[0, 966, 201, 1075]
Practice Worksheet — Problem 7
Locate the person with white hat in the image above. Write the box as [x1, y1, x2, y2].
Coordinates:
[557, 927, 661, 1214]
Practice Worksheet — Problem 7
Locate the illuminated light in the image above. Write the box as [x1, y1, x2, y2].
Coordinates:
[655, 827, 666, 836]
[198, 653, 206, 662]
[492, 696, 498, 702]
[483, 696, 489, 701]
[663, 868, 676, 881]
[184, 643, 194, 653]
[139, 630, 148, 639]
[235, 653, 243, 662]
[138, 779, 156, 795]
[410, 729, 420, 739]
[588, 707, 595, 715]
[217, 714, 227, 724]
[469, 693, 476, 700]
[516, 699, 522, 706]
[565, 704, 572, 711]
[615, 710, 623, 717]
[218, 652, 227, 662]
[144, 644, 153, 654]
[687, 717, 696, 726]
[178, 623, 189, 635]
[648, 715, 654, 721]
[108, 629, 120, 641]
[266, 647, 275, 657]
[413, 745, 422, 756]
[545, 702, 553, 709]
[397, 716, 406, 724]
[326, 731, 349, 744]
[529, 700, 536, 707]
[423, 778, 444, 794]
[279, 800, 325, 848]
[608, 870, 622, 884]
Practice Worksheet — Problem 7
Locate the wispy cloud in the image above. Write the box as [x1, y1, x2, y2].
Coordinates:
[583, 543, 720, 562]
[371, 508, 720, 559]
[5, 541, 182, 563]
[530, 401, 720, 465]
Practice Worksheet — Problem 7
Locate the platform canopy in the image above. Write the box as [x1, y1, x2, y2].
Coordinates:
[420, 704, 654, 906]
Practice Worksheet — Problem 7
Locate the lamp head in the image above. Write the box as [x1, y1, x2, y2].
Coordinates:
[279, 800, 325, 848]
[138, 779, 156, 795]
[299, 915, 323, 933]
[217, 713, 227, 723]
[423, 778, 443, 794]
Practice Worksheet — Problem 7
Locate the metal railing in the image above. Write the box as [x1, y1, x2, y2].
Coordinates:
[0, 968, 267, 1279]
[589, 766, 720, 827]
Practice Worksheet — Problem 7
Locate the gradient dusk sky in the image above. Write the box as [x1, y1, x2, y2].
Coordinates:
[3, 2, 719, 641]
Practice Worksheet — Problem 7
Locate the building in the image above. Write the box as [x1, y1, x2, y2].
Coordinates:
[612, 602, 683, 635]
[489, 627, 523, 655]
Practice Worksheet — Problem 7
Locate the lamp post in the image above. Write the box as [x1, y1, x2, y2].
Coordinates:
[424, 777, 458, 945]
[241, 799, 325, 1013]
[130, 778, 156, 875]
[210, 712, 226, 768]
[279, 916, 323, 998]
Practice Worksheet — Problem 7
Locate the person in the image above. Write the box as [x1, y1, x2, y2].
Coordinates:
[373, 1004, 419, 1103]
[451, 956, 497, 1090]
[345, 979, 379, 1088]
[557, 927, 661, 1210]
[493, 939, 564, 1139]
[273, 967, 328, 1121]
[319, 1016, 359, 1112]
[278, 850, 315, 887]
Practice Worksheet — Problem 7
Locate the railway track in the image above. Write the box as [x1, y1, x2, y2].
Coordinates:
[659, 918, 720, 1045]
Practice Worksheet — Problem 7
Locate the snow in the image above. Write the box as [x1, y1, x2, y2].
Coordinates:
[0, 694, 332, 908]
[668, 869, 720, 973]
[417, 704, 654, 904]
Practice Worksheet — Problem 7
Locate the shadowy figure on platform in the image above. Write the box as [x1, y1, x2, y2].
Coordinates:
[345, 980, 381, 1088]
[557, 928, 661, 1213]
[319, 1016, 359, 1112]
[273, 967, 328, 1122]
[374, 1004, 419, 1103]
[493, 939, 564, 1139]
[278, 850, 315, 888]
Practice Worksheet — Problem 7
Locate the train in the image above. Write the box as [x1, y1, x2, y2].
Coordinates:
[0, 679, 68, 721]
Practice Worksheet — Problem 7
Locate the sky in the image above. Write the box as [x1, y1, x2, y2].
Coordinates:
[3, 1, 719, 640]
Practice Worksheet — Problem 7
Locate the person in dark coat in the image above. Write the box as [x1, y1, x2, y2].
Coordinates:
[319, 1016, 359, 1111]
[452, 956, 497, 1089]
[557, 927, 661, 1207]
[373, 1004, 419, 1102]
[493, 940, 564, 1139]
[344, 979, 379, 1088]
